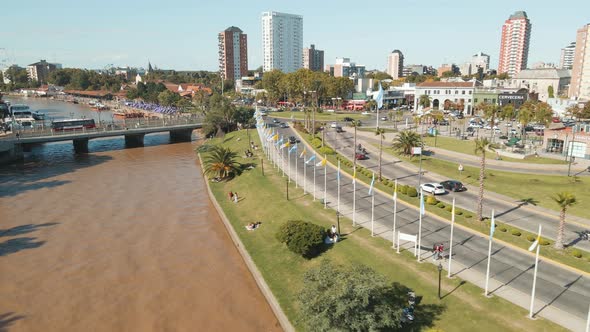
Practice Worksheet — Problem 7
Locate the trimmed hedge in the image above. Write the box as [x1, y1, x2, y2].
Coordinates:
[498, 226, 508, 232]
[539, 239, 551, 246]
[426, 195, 439, 205]
[511, 229, 522, 237]
[445, 205, 452, 212]
[437, 203, 446, 209]
[407, 187, 418, 197]
[572, 250, 583, 258]
[319, 146, 335, 155]
[276, 220, 326, 259]
[311, 138, 323, 148]
[526, 235, 536, 242]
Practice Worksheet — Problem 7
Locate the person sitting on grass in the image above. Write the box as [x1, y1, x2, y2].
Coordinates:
[246, 222, 261, 230]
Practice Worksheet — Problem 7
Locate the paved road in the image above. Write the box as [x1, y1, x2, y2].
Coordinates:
[261, 120, 590, 331]
[321, 125, 590, 252]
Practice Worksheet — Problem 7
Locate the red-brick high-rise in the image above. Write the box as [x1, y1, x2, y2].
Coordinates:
[498, 11, 532, 77]
[218, 26, 248, 81]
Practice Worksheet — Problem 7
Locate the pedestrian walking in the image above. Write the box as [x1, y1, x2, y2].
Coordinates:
[233, 192, 239, 203]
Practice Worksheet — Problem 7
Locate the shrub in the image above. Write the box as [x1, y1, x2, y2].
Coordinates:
[400, 185, 409, 195]
[426, 195, 438, 205]
[445, 206, 452, 212]
[571, 250, 583, 258]
[456, 210, 464, 216]
[510, 229, 521, 237]
[526, 235, 536, 242]
[276, 220, 326, 258]
[464, 214, 472, 218]
[437, 202, 446, 209]
[407, 187, 418, 197]
[539, 239, 551, 246]
[311, 138, 323, 148]
[319, 146, 335, 155]
[382, 179, 389, 186]
[388, 182, 394, 188]
[498, 226, 507, 232]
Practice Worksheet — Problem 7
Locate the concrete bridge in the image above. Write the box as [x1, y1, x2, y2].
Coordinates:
[0, 117, 203, 163]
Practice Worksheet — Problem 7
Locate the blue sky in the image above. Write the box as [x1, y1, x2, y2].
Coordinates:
[2, 0, 588, 71]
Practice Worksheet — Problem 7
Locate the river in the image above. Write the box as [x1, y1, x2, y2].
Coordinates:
[0, 97, 280, 331]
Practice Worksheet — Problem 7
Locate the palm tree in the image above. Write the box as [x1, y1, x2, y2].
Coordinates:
[552, 192, 577, 249]
[418, 94, 430, 110]
[474, 138, 495, 221]
[203, 146, 241, 180]
[392, 130, 422, 156]
[501, 104, 516, 131]
[375, 127, 385, 180]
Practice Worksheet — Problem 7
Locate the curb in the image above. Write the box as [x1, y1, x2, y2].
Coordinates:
[197, 152, 294, 332]
[292, 127, 590, 278]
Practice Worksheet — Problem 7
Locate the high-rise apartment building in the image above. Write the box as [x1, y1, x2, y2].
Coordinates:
[303, 44, 324, 72]
[471, 52, 490, 72]
[498, 11, 532, 77]
[560, 42, 576, 70]
[569, 24, 590, 100]
[386, 50, 404, 79]
[26, 60, 59, 83]
[218, 26, 248, 81]
[327, 57, 365, 78]
[261, 11, 303, 73]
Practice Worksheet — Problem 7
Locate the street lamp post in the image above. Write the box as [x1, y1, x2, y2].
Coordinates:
[336, 211, 341, 235]
[438, 262, 443, 299]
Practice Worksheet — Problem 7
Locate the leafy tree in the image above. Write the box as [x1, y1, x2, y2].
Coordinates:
[500, 104, 516, 127]
[574, 102, 590, 120]
[158, 90, 180, 106]
[375, 127, 386, 180]
[418, 94, 430, 110]
[234, 106, 255, 127]
[261, 69, 285, 102]
[474, 138, 494, 221]
[392, 130, 422, 156]
[366, 71, 392, 80]
[298, 260, 404, 331]
[203, 94, 237, 136]
[552, 192, 577, 249]
[203, 146, 241, 179]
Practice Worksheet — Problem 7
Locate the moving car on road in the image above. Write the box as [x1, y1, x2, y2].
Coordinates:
[289, 136, 299, 144]
[420, 183, 446, 195]
[440, 180, 466, 192]
[279, 122, 289, 128]
[355, 153, 367, 160]
[272, 118, 280, 123]
[330, 122, 338, 128]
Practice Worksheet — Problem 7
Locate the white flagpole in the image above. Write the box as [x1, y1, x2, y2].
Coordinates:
[295, 149, 298, 188]
[288, 148, 291, 183]
[371, 192, 375, 236]
[337, 160, 341, 213]
[313, 162, 316, 201]
[529, 225, 542, 319]
[586, 303, 590, 332]
[303, 156, 307, 194]
[324, 156, 327, 209]
[282, 148, 285, 177]
[448, 198, 456, 278]
[417, 188, 423, 261]
[353, 178, 356, 226]
[484, 209, 495, 297]
[392, 179, 398, 247]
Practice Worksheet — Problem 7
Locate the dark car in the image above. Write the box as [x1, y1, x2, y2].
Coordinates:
[336, 126, 344, 133]
[439, 119, 449, 126]
[289, 136, 299, 144]
[272, 118, 280, 123]
[343, 117, 354, 122]
[279, 122, 289, 128]
[440, 180, 466, 192]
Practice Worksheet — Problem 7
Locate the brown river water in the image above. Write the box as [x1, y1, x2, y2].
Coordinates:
[0, 98, 280, 331]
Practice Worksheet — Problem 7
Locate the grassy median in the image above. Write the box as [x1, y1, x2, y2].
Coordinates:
[270, 111, 366, 122]
[198, 129, 567, 332]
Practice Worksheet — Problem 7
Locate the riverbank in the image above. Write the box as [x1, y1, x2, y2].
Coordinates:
[199, 129, 566, 331]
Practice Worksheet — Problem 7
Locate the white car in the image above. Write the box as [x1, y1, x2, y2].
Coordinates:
[330, 122, 338, 128]
[420, 183, 446, 195]
[361, 111, 371, 115]
[510, 128, 518, 135]
[326, 109, 335, 113]
[469, 123, 483, 128]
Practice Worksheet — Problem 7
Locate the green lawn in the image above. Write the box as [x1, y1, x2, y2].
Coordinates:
[199, 130, 568, 332]
[298, 132, 590, 272]
[270, 111, 366, 122]
[422, 136, 567, 165]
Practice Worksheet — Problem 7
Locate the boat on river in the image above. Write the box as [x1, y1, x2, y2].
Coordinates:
[113, 111, 144, 119]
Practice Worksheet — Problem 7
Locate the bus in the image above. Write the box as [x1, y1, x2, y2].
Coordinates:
[51, 119, 96, 131]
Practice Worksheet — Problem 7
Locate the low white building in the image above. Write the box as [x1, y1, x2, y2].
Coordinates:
[509, 68, 571, 102]
[546, 98, 585, 117]
[414, 81, 478, 115]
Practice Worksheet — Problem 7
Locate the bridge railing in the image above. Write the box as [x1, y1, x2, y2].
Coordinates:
[1, 115, 204, 140]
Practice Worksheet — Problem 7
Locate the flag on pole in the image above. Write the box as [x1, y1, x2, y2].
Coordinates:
[419, 189, 425, 216]
[528, 225, 542, 252]
[352, 168, 356, 184]
[280, 141, 290, 149]
[299, 147, 307, 158]
[305, 155, 316, 165]
[489, 211, 496, 240]
[373, 82, 384, 109]
[368, 172, 375, 195]
[271, 133, 279, 141]
[288, 144, 297, 154]
[315, 156, 327, 167]
[393, 179, 398, 200]
[275, 137, 284, 146]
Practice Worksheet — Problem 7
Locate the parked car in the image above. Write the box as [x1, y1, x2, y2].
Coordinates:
[355, 153, 367, 160]
[380, 116, 388, 121]
[469, 123, 483, 128]
[279, 122, 289, 128]
[330, 122, 338, 128]
[440, 180, 466, 192]
[420, 183, 446, 195]
[510, 128, 518, 135]
[361, 111, 371, 115]
[326, 109, 335, 113]
[343, 117, 354, 122]
[336, 126, 344, 133]
[439, 119, 449, 126]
